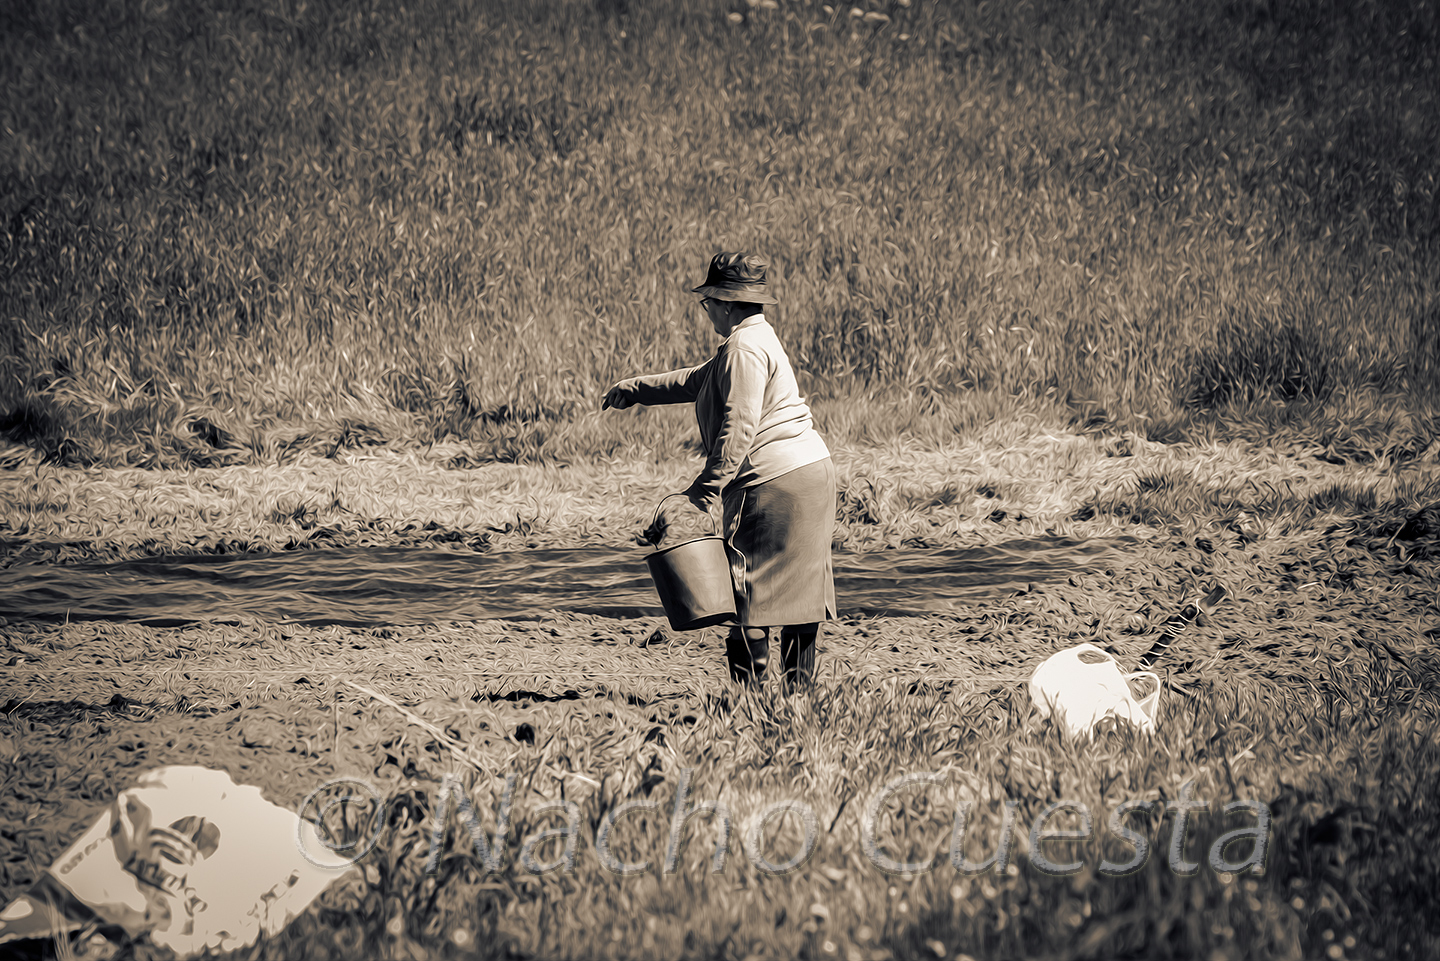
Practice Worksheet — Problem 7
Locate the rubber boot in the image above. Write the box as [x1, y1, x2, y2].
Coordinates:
[726, 627, 770, 684]
[779, 623, 819, 691]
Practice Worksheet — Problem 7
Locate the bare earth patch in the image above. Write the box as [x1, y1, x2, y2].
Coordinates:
[2, 429, 1438, 959]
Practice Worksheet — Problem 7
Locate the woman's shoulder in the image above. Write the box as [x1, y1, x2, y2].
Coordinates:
[724, 332, 782, 371]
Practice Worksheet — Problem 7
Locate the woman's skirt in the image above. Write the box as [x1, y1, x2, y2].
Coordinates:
[721, 457, 837, 627]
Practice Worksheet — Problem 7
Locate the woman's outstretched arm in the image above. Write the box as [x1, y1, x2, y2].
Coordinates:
[602, 361, 710, 409]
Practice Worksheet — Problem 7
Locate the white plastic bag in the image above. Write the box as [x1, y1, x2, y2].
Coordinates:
[0, 766, 355, 958]
[1029, 643, 1161, 740]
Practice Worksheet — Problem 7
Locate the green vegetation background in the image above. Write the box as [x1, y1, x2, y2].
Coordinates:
[1, 0, 1437, 467]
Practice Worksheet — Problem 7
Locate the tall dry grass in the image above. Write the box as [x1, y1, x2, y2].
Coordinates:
[1, 0, 1437, 467]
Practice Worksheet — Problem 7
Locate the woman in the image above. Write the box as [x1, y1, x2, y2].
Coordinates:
[602, 252, 837, 688]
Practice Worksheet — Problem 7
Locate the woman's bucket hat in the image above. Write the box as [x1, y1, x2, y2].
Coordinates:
[691, 252, 778, 304]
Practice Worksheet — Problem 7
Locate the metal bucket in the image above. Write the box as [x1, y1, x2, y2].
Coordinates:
[644, 494, 737, 631]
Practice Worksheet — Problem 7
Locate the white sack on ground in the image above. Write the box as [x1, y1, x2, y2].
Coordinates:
[0, 765, 354, 958]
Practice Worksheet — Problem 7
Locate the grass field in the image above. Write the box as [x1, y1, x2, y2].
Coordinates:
[3, 0, 1440, 958]
[1, 0, 1438, 466]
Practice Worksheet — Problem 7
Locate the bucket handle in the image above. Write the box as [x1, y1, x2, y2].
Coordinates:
[652, 492, 720, 537]
[1124, 670, 1162, 720]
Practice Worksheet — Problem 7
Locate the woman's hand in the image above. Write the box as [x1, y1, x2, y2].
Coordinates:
[601, 381, 634, 411]
[682, 480, 717, 517]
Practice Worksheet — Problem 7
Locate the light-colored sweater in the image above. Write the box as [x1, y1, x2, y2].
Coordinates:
[619, 315, 830, 499]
